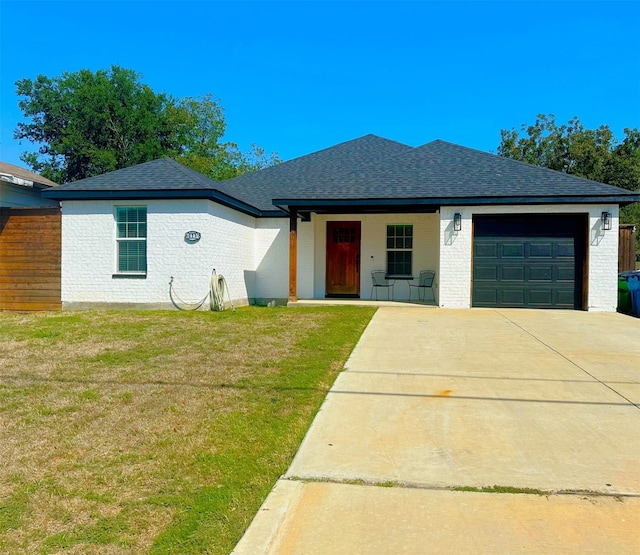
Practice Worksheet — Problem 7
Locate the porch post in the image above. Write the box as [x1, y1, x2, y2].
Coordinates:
[288, 208, 298, 302]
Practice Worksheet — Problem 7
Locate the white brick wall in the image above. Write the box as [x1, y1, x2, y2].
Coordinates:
[61, 199, 257, 308]
[60, 199, 621, 312]
[253, 217, 315, 302]
[61, 201, 312, 308]
[297, 220, 315, 299]
[438, 207, 473, 309]
[254, 218, 289, 301]
[438, 204, 620, 311]
[585, 207, 619, 311]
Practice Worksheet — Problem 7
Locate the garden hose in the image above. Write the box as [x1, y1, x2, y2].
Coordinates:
[169, 269, 235, 312]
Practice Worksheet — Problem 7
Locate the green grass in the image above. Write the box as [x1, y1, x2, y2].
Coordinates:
[451, 485, 548, 495]
[0, 306, 375, 554]
[450, 484, 627, 497]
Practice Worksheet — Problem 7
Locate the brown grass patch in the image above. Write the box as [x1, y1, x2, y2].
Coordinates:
[0, 306, 374, 554]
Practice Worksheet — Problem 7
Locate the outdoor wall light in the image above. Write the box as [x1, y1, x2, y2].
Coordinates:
[453, 213, 462, 232]
[601, 211, 612, 231]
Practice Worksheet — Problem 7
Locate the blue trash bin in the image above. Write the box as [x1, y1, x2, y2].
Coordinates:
[619, 271, 640, 317]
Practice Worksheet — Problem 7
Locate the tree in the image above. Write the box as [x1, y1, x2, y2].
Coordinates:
[607, 128, 640, 191]
[498, 114, 640, 249]
[170, 94, 279, 181]
[14, 66, 278, 183]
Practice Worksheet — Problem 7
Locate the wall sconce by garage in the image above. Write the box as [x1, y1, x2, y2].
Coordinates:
[453, 213, 462, 232]
[601, 212, 612, 231]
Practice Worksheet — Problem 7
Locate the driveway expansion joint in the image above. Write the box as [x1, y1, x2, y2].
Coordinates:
[283, 476, 640, 499]
[495, 310, 640, 411]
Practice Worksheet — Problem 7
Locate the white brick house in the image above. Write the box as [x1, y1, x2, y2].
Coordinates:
[44, 135, 639, 311]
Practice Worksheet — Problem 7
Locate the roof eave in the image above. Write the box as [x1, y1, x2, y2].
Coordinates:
[1, 178, 53, 191]
[274, 194, 640, 211]
[42, 188, 264, 217]
[449, 194, 640, 206]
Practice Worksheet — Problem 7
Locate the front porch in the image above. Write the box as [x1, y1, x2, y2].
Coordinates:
[286, 212, 441, 303]
[287, 298, 438, 308]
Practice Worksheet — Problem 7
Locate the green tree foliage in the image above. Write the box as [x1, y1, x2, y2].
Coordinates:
[14, 66, 278, 183]
[498, 114, 640, 247]
[171, 95, 279, 181]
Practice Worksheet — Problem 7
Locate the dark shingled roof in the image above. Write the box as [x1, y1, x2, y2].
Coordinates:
[44, 157, 216, 191]
[214, 134, 414, 210]
[44, 134, 640, 213]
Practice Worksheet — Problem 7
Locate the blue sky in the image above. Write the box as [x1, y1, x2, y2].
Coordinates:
[1, 1, 639, 171]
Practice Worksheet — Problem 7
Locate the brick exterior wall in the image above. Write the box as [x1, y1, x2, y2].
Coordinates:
[253, 218, 318, 303]
[60, 200, 620, 312]
[61, 199, 259, 308]
[438, 204, 619, 311]
[254, 218, 289, 302]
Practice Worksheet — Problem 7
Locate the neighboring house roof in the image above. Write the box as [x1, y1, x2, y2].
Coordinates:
[0, 162, 58, 188]
[43, 135, 640, 215]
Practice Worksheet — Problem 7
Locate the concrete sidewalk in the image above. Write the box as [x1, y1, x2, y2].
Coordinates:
[233, 308, 640, 554]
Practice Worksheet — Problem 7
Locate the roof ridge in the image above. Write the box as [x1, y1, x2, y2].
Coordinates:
[333, 138, 420, 181]
[218, 134, 412, 185]
[362, 134, 413, 149]
[162, 157, 217, 189]
[418, 139, 490, 154]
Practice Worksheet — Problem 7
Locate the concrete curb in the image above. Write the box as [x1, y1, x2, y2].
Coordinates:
[231, 480, 303, 554]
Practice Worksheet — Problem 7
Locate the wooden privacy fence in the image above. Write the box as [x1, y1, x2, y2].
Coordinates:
[0, 207, 62, 311]
[619, 224, 637, 273]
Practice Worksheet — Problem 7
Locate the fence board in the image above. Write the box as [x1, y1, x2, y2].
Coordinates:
[0, 207, 61, 311]
[619, 225, 637, 273]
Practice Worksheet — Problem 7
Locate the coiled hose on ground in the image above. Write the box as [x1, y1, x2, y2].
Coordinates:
[169, 269, 236, 312]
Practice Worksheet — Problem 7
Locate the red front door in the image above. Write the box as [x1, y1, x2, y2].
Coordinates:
[326, 221, 361, 296]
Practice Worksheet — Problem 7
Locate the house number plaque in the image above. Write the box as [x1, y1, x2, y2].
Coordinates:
[184, 231, 201, 243]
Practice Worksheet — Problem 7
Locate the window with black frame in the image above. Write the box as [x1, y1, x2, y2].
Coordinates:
[386, 224, 412, 276]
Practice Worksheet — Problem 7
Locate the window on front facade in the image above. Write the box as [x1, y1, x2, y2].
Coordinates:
[116, 207, 147, 273]
[386, 224, 412, 276]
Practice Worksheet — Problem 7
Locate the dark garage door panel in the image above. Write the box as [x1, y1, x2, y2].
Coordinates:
[473, 284, 578, 308]
[472, 215, 585, 309]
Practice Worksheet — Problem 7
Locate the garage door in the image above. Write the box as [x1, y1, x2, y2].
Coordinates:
[0, 207, 62, 311]
[473, 215, 585, 309]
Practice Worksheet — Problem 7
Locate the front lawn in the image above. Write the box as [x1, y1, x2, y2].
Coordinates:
[0, 306, 375, 554]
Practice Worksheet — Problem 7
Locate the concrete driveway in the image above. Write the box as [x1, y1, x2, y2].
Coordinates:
[233, 308, 640, 554]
